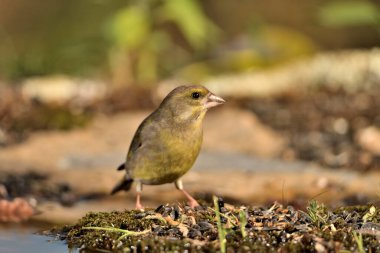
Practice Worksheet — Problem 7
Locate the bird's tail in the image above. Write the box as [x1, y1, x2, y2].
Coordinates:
[111, 177, 133, 195]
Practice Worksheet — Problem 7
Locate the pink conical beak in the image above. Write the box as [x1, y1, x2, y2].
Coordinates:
[204, 93, 225, 109]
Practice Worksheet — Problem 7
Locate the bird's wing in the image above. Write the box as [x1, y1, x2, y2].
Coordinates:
[125, 113, 163, 172]
[127, 120, 149, 157]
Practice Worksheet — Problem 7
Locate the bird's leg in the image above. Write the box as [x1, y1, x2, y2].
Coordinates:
[175, 179, 199, 208]
[135, 181, 144, 210]
[182, 190, 200, 208]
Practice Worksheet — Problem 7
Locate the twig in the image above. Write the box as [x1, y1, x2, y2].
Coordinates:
[82, 226, 150, 241]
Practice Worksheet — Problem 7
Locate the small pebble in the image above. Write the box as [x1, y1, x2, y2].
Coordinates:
[187, 228, 202, 239]
[134, 212, 146, 219]
[197, 221, 213, 231]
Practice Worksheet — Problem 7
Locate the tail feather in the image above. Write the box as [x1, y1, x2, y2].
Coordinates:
[111, 178, 133, 195]
[117, 163, 125, 171]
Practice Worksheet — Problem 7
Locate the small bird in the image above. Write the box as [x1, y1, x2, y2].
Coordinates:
[111, 85, 225, 209]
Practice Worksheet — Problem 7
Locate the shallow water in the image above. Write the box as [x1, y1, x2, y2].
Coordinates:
[0, 229, 69, 253]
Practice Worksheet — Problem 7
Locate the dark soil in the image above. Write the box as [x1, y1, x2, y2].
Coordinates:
[0, 172, 105, 207]
[50, 200, 380, 252]
[244, 87, 380, 171]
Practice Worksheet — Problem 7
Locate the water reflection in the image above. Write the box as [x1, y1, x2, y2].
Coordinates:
[0, 229, 68, 253]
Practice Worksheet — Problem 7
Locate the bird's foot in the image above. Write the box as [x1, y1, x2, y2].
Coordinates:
[135, 203, 144, 210]
[180, 189, 200, 208]
[188, 199, 200, 208]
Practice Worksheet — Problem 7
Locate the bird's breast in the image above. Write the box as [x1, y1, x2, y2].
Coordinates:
[164, 127, 202, 166]
[134, 126, 202, 185]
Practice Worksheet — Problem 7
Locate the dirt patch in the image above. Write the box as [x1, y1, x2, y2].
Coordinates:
[0, 171, 105, 207]
[244, 87, 380, 171]
[50, 200, 380, 252]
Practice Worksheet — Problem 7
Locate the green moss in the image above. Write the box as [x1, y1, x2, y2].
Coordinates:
[53, 203, 380, 253]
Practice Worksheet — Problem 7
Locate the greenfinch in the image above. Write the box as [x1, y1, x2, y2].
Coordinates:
[111, 85, 225, 209]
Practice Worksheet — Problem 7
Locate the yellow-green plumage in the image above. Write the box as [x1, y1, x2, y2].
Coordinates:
[111, 85, 225, 208]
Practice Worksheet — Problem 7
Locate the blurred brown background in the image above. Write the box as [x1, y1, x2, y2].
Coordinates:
[0, 0, 380, 226]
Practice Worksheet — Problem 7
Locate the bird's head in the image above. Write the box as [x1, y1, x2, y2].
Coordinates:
[160, 85, 225, 123]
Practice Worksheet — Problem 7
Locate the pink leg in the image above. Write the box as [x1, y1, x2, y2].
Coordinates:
[135, 181, 144, 210]
[175, 179, 199, 208]
[136, 192, 144, 210]
[180, 189, 200, 208]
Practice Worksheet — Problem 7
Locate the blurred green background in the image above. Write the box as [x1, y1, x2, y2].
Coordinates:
[0, 0, 379, 85]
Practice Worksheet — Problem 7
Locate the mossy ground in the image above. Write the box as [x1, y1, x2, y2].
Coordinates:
[51, 200, 380, 252]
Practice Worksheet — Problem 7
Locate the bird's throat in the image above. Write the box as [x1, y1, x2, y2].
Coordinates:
[175, 107, 206, 125]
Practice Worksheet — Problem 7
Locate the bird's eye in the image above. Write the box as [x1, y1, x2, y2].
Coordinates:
[192, 92, 200, 99]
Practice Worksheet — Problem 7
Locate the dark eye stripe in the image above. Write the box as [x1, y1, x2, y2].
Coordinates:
[192, 92, 200, 99]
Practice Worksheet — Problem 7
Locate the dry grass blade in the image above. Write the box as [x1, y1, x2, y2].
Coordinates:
[82, 226, 150, 241]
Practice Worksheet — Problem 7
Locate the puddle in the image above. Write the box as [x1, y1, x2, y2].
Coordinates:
[0, 229, 70, 253]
